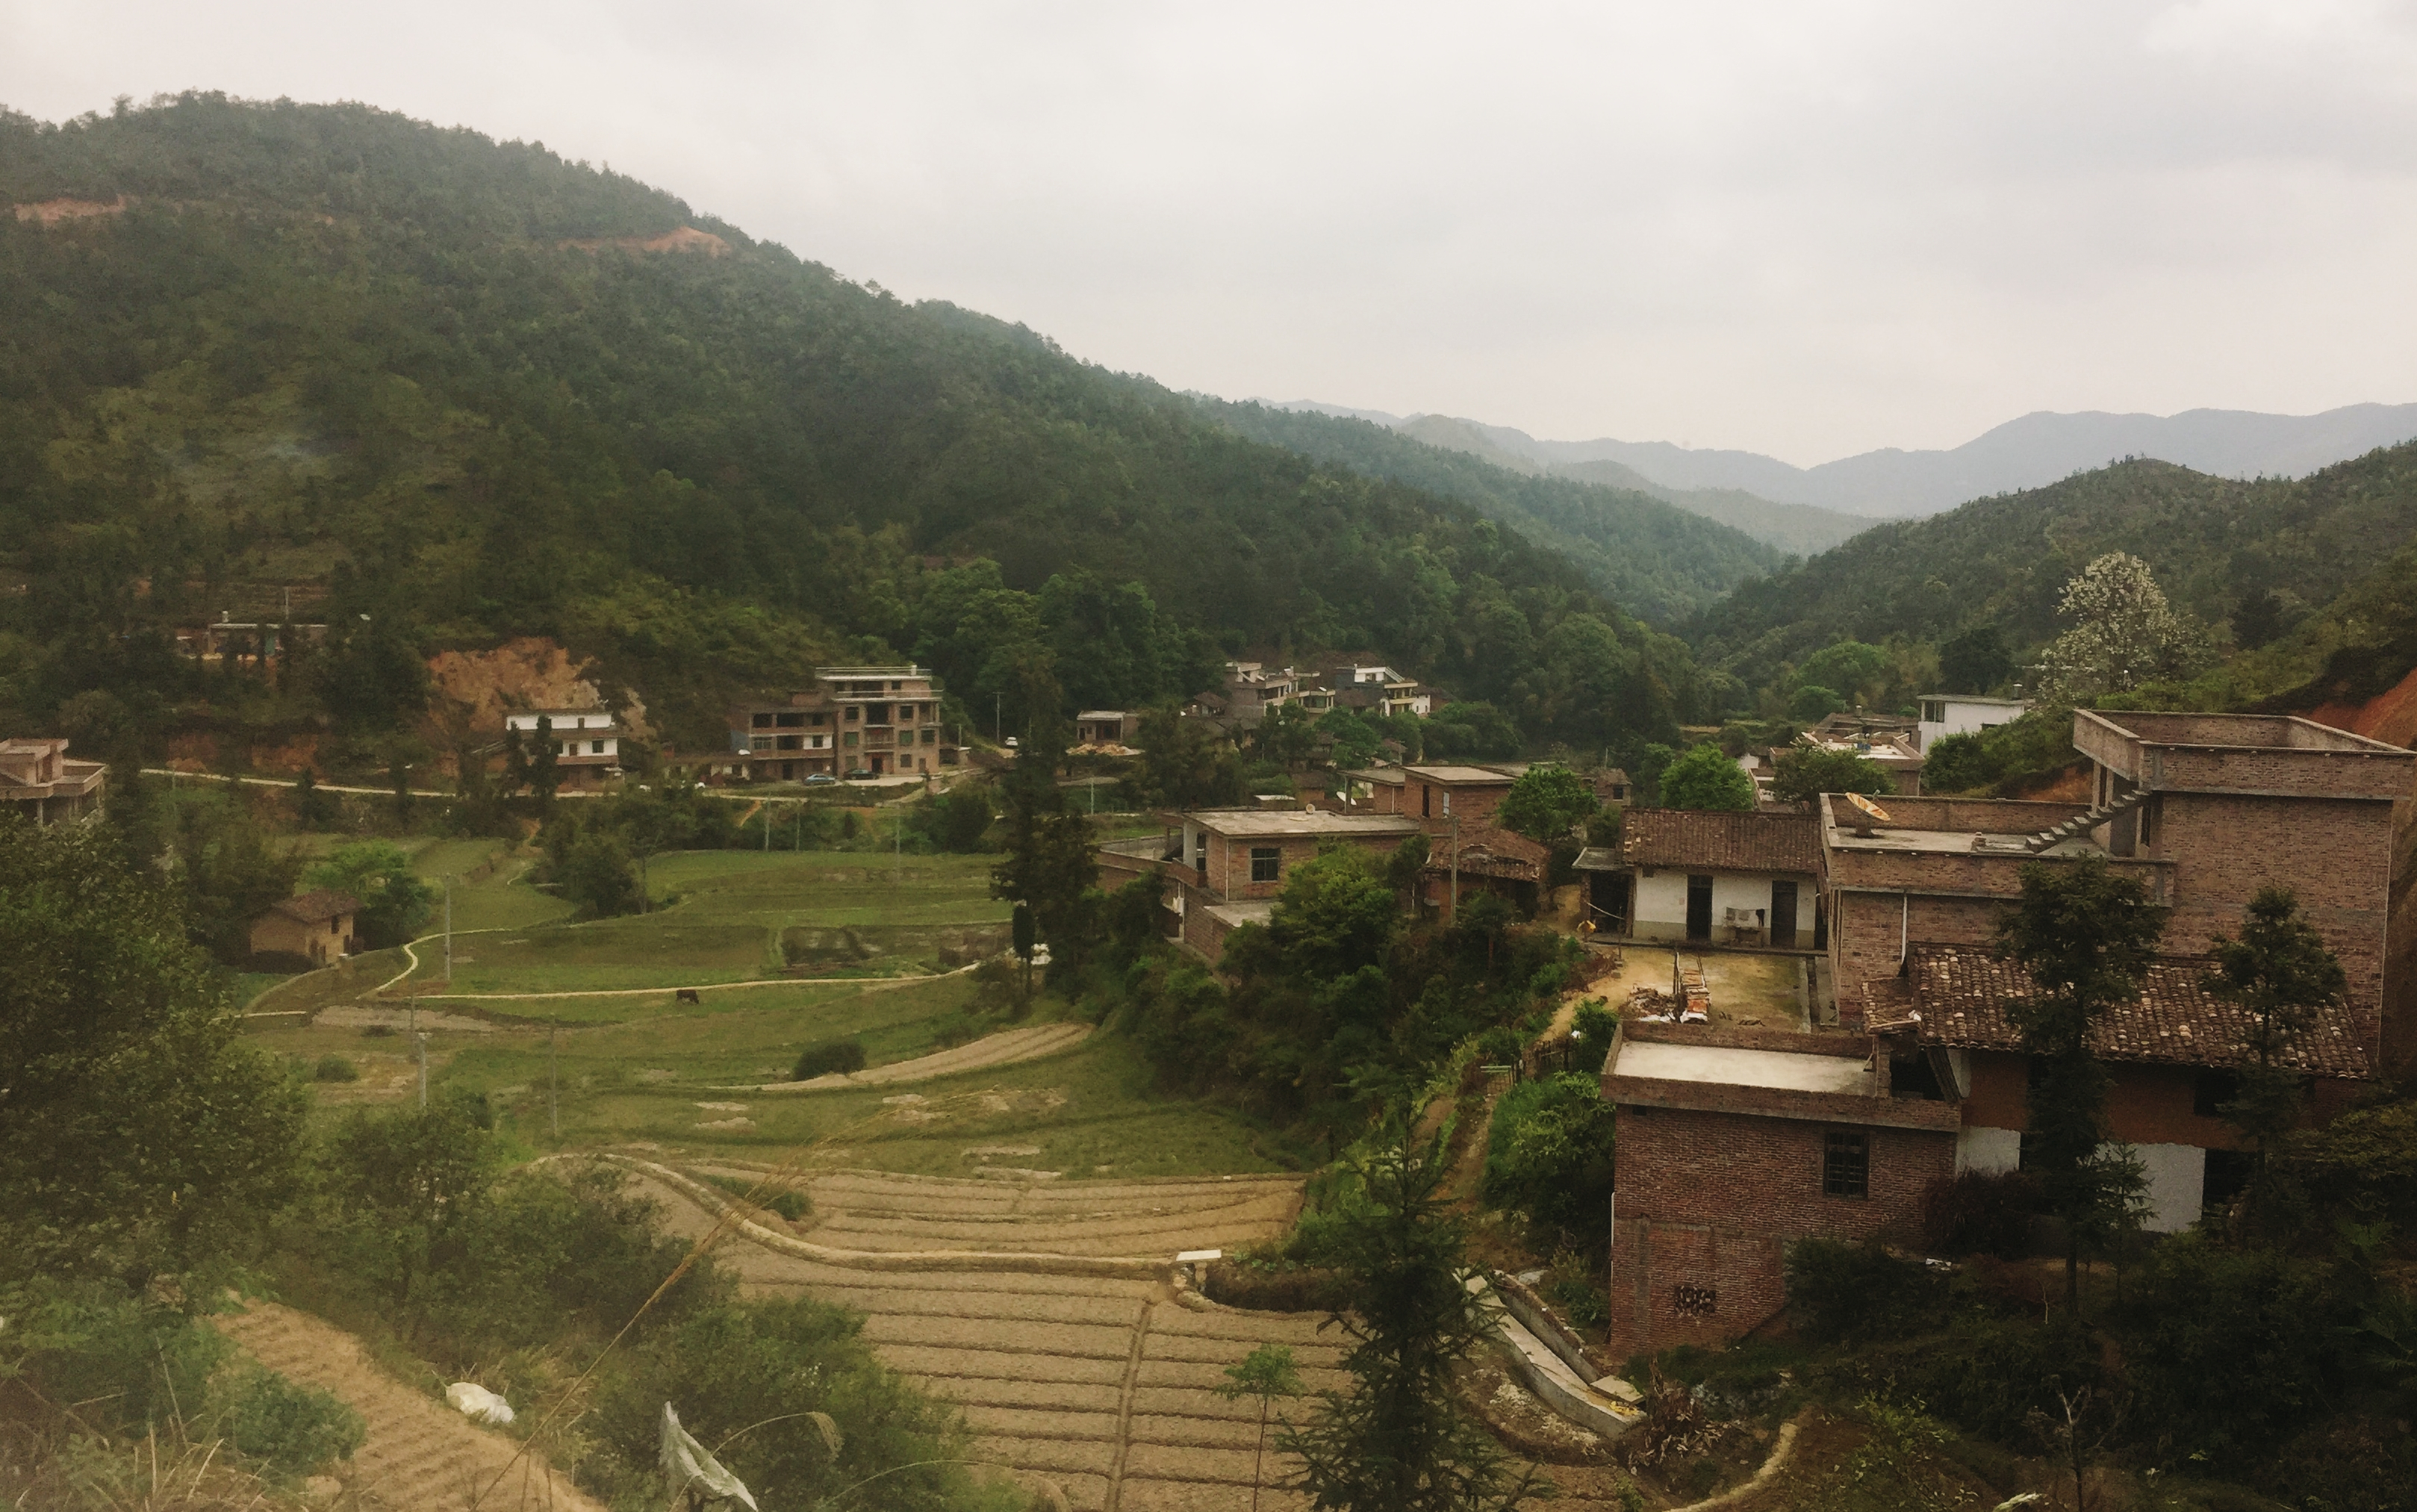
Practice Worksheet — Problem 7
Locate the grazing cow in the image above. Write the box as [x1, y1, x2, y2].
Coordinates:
[674, 988, 701, 1004]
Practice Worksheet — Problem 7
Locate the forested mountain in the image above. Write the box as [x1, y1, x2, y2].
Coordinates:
[1194, 399, 1785, 620]
[1250, 402, 1874, 559]
[0, 93, 1714, 758]
[1685, 442, 2417, 691]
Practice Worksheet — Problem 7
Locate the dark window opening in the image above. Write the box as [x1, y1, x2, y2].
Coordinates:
[1890, 1053, 1944, 1100]
[2194, 1068, 2241, 1119]
[1823, 1130, 1869, 1198]
[1249, 847, 1281, 883]
[1673, 1284, 1717, 1317]
[2203, 1148, 2254, 1210]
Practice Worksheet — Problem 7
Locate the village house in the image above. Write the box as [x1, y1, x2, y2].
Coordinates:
[724, 665, 960, 782]
[1418, 822, 1549, 918]
[1402, 763, 1517, 830]
[1791, 725, 1925, 797]
[1599, 708, 2410, 1358]
[1916, 693, 2029, 752]
[0, 738, 106, 825]
[506, 708, 623, 791]
[1599, 809, 1823, 947]
[1095, 807, 1423, 961]
[248, 889, 359, 966]
[1327, 664, 1433, 718]
[1073, 711, 1136, 749]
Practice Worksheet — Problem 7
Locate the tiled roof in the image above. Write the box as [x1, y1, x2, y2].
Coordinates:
[1425, 824, 1548, 881]
[1909, 944, 2370, 1078]
[1621, 809, 1820, 875]
[272, 889, 358, 925]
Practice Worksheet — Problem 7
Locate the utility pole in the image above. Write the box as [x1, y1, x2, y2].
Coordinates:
[548, 1021, 559, 1139]
[995, 694, 1002, 745]
[442, 876, 452, 984]
[415, 1030, 429, 1111]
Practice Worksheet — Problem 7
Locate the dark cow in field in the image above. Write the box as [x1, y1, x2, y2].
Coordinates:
[674, 988, 701, 1004]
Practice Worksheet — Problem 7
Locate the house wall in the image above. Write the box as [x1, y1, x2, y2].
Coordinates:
[1629, 868, 1817, 942]
[1608, 1104, 1953, 1357]
[1407, 777, 1508, 829]
[1191, 828, 1406, 903]
[249, 910, 352, 965]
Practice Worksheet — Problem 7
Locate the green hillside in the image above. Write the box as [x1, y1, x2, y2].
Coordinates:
[1195, 398, 1785, 621]
[1685, 444, 2417, 690]
[0, 93, 1714, 757]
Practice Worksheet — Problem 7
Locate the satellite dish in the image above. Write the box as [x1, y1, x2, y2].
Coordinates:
[1844, 792, 1893, 824]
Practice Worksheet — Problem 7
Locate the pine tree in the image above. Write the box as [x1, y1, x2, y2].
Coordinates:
[2205, 886, 2345, 1231]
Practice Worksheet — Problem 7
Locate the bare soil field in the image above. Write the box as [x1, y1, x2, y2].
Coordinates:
[213, 1300, 601, 1512]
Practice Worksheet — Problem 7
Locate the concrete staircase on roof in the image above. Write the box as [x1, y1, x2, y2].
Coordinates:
[2028, 785, 2149, 853]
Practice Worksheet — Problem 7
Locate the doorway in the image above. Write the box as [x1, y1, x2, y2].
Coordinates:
[1770, 880, 1799, 947]
[1685, 875, 1714, 941]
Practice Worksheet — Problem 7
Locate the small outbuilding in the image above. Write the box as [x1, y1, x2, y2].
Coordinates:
[249, 889, 360, 967]
[1618, 809, 1821, 947]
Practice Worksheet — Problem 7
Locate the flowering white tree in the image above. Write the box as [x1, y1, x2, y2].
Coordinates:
[2034, 553, 2213, 702]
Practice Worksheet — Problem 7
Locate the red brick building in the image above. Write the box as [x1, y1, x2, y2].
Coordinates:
[1095, 808, 1422, 961]
[1603, 1018, 1958, 1358]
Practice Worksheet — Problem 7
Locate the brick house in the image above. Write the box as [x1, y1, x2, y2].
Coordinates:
[725, 665, 961, 782]
[1073, 711, 1136, 748]
[1615, 809, 1822, 948]
[0, 738, 105, 825]
[1419, 823, 1550, 918]
[1402, 764, 1517, 830]
[1602, 708, 2408, 1357]
[249, 889, 359, 965]
[506, 709, 623, 791]
[1096, 808, 1422, 961]
[1603, 1017, 1959, 1358]
[1891, 944, 2373, 1231]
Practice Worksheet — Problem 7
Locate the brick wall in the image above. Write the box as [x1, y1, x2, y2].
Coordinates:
[1199, 830, 1403, 901]
[1407, 778, 1507, 830]
[1609, 1104, 1953, 1357]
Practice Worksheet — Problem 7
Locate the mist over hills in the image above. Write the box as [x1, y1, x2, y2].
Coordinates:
[1272, 399, 2417, 522]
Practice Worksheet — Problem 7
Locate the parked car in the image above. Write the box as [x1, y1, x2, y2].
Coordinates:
[845, 768, 875, 781]
[804, 772, 837, 786]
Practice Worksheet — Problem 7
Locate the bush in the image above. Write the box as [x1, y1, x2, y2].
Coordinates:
[1785, 1239, 1955, 1344]
[791, 1039, 867, 1080]
[10, 1281, 229, 1431]
[1569, 998, 1617, 1074]
[1481, 1073, 1617, 1242]
[592, 1298, 974, 1510]
[1919, 1169, 2041, 1258]
[1841, 1314, 2100, 1444]
[214, 1361, 366, 1475]
[312, 1054, 360, 1083]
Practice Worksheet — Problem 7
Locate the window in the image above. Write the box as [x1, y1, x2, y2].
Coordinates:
[590, 741, 605, 755]
[752, 712, 774, 728]
[1250, 847, 1281, 883]
[843, 732, 858, 748]
[845, 706, 859, 722]
[2193, 1068, 2241, 1119]
[921, 728, 937, 744]
[1673, 1284, 1717, 1317]
[1823, 1130, 1868, 1198]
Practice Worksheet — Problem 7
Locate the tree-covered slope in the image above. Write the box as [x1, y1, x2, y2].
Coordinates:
[0, 94, 1711, 754]
[1684, 444, 2417, 689]
[1195, 398, 1785, 622]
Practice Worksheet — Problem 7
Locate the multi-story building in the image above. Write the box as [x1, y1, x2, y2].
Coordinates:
[506, 709, 624, 791]
[1601, 709, 2408, 1359]
[1328, 664, 1432, 718]
[1915, 693, 2029, 753]
[0, 738, 106, 825]
[1096, 807, 1423, 960]
[725, 666, 960, 782]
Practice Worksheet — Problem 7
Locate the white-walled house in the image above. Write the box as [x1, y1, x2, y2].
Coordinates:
[1617, 809, 1823, 948]
[1916, 694, 2029, 753]
[506, 708, 623, 790]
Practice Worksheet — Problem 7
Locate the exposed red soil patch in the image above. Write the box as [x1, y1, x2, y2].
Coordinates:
[558, 225, 730, 256]
[12, 195, 128, 225]
[2302, 662, 2417, 748]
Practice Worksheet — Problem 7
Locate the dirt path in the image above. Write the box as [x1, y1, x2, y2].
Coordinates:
[738, 1022, 1092, 1092]
[213, 1300, 603, 1512]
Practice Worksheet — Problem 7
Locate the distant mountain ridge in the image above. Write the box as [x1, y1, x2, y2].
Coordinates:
[1269, 399, 2417, 521]
[1261, 403, 1879, 557]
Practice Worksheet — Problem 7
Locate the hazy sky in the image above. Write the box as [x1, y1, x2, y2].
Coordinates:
[6, 1, 2416, 464]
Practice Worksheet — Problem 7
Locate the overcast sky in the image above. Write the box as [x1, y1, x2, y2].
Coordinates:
[5, 1, 2416, 464]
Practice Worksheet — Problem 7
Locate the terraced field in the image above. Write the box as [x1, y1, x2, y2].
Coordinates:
[635, 1161, 1340, 1511]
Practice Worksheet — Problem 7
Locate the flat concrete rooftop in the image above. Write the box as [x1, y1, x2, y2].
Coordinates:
[1183, 809, 1422, 837]
[1825, 827, 2103, 858]
[1615, 1040, 1873, 1095]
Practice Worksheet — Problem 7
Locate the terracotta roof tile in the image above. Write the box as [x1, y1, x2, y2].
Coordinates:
[1620, 809, 1820, 875]
[272, 889, 358, 925]
[1909, 944, 2369, 1078]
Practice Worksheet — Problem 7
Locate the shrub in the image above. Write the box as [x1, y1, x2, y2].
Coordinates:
[1481, 1073, 1617, 1242]
[312, 1054, 360, 1083]
[1919, 1169, 2041, 1257]
[213, 1362, 366, 1475]
[1840, 1314, 2099, 1444]
[1785, 1239, 1955, 1345]
[10, 1281, 230, 1431]
[1569, 998, 1617, 1074]
[593, 1298, 974, 1510]
[791, 1039, 867, 1080]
